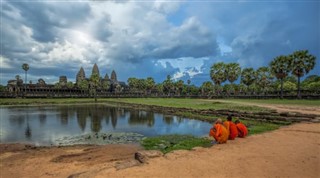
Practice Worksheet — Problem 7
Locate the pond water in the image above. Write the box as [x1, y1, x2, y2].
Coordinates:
[0, 104, 212, 146]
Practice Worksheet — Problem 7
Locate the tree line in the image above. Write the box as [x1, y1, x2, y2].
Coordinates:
[127, 50, 318, 99]
[1, 50, 318, 99]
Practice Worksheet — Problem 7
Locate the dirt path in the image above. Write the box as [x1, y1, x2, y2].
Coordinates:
[1, 122, 319, 178]
[214, 100, 320, 115]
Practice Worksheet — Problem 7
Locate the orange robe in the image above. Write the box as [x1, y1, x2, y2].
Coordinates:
[224, 121, 238, 140]
[236, 123, 248, 138]
[209, 124, 229, 144]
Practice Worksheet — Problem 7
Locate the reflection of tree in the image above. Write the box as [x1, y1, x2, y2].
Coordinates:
[90, 105, 102, 132]
[9, 115, 25, 127]
[163, 115, 174, 125]
[128, 110, 155, 127]
[110, 107, 118, 129]
[77, 107, 87, 131]
[60, 107, 68, 125]
[176, 116, 183, 124]
[25, 123, 32, 139]
[39, 113, 47, 125]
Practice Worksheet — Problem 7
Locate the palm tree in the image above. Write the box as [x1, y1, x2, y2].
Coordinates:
[256, 67, 274, 94]
[210, 62, 227, 86]
[146, 77, 155, 94]
[22, 63, 29, 94]
[270, 55, 292, 99]
[90, 72, 100, 102]
[226, 63, 241, 84]
[241, 68, 256, 93]
[289, 50, 316, 99]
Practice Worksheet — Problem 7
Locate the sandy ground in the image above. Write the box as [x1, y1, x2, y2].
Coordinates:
[1, 122, 319, 178]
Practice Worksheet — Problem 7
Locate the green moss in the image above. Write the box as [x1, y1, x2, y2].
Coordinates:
[141, 135, 212, 153]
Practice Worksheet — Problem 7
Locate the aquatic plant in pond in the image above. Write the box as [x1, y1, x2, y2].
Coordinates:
[55, 132, 145, 146]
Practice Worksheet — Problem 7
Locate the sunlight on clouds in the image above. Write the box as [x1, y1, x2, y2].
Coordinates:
[159, 57, 209, 80]
[69, 30, 93, 45]
[0, 56, 13, 69]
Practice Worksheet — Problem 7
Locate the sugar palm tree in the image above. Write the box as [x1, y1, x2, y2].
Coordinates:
[90, 72, 100, 102]
[241, 68, 256, 93]
[226, 63, 241, 84]
[22, 63, 29, 93]
[256, 67, 274, 94]
[270, 55, 292, 99]
[289, 50, 316, 99]
[210, 62, 227, 86]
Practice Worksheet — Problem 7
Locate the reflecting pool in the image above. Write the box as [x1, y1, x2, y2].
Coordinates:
[0, 104, 212, 145]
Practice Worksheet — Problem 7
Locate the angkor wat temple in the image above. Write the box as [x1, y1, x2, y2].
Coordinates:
[5, 64, 128, 97]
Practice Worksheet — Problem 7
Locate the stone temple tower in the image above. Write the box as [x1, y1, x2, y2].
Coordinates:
[92, 63, 100, 77]
[76, 67, 86, 84]
[111, 70, 117, 82]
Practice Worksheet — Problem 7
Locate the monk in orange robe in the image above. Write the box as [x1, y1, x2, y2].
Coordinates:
[235, 120, 248, 138]
[209, 119, 229, 144]
[223, 115, 238, 140]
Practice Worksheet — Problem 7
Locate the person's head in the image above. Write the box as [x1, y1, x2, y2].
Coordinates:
[215, 118, 223, 124]
[227, 115, 232, 121]
[235, 119, 240, 124]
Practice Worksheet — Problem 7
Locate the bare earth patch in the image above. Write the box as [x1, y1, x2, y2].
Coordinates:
[1, 122, 319, 178]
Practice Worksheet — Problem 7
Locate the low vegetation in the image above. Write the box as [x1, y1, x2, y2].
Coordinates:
[141, 135, 212, 153]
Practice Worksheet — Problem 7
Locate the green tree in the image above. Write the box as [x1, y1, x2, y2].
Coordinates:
[270, 55, 292, 99]
[290, 50, 316, 99]
[210, 62, 226, 86]
[301, 75, 320, 89]
[175, 80, 184, 96]
[66, 82, 74, 89]
[128, 77, 139, 91]
[22, 63, 29, 93]
[163, 75, 174, 95]
[225, 63, 241, 84]
[102, 80, 110, 91]
[146, 77, 155, 94]
[90, 72, 100, 102]
[241, 68, 256, 93]
[200, 81, 213, 96]
[256, 67, 274, 94]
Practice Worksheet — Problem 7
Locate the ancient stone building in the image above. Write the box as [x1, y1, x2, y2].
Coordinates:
[59, 76, 67, 86]
[76, 67, 86, 84]
[92, 63, 100, 77]
[111, 70, 117, 82]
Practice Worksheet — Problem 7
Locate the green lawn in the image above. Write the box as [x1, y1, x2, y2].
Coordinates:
[104, 98, 272, 113]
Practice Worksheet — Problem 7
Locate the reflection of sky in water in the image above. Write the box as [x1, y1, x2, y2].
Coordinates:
[0, 105, 212, 145]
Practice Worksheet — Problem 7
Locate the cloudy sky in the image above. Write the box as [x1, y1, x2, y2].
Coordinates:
[1, 0, 319, 86]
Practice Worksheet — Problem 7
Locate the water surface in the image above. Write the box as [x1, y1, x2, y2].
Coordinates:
[0, 104, 212, 145]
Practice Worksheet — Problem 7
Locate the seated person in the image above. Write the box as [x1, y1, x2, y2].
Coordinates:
[209, 118, 229, 144]
[235, 119, 248, 138]
[223, 115, 238, 140]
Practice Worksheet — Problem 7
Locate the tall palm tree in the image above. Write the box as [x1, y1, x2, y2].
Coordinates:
[210, 62, 227, 86]
[270, 55, 292, 99]
[241, 68, 256, 92]
[226, 63, 241, 84]
[22, 63, 29, 93]
[256, 67, 274, 94]
[90, 72, 100, 102]
[289, 50, 316, 99]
